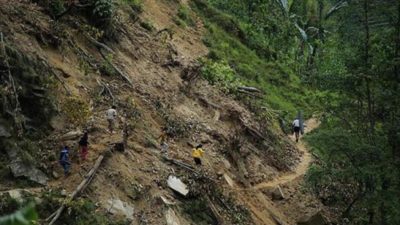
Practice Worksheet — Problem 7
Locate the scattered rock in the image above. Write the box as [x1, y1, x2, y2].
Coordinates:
[271, 185, 285, 201]
[60, 189, 67, 197]
[223, 173, 234, 187]
[165, 208, 181, 225]
[167, 175, 189, 196]
[7, 189, 23, 203]
[297, 211, 328, 225]
[52, 171, 60, 179]
[60, 130, 82, 141]
[222, 159, 231, 169]
[106, 198, 134, 220]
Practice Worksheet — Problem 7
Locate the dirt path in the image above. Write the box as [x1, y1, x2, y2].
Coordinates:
[234, 118, 320, 225]
[253, 118, 320, 190]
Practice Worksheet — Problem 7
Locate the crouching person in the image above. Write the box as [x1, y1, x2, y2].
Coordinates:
[192, 144, 205, 166]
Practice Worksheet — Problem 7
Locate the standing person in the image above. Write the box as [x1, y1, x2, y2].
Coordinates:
[78, 132, 89, 162]
[106, 105, 117, 134]
[292, 117, 301, 142]
[158, 127, 169, 156]
[59, 146, 71, 176]
[192, 144, 205, 166]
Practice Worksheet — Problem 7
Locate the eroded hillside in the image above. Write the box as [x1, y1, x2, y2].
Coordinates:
[0, 1, 324, 224]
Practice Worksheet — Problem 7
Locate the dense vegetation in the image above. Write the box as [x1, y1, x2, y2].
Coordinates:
[304, 1, 400, 224]
[192, 0, 315, 121]
[193, 0, 400, 224]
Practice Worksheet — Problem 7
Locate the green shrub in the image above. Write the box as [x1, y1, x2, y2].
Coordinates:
[182, 198, 217, 225]
[99, 54, 118, 77]
[0, 203, 38, 225]
[201, 59, 241, 93]
[49, 0, 65, 18]
[92, 0, 114, 22]
[121, 0, 143, 13]
[38, 191, 126, 225]
[61, 96, 92, 127]
[177, 4, 195, 27]
[173, 16, 186, 27]
[140, 20, 155, 31]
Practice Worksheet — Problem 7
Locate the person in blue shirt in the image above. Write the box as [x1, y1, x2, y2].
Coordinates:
[59, 146, 71, 176]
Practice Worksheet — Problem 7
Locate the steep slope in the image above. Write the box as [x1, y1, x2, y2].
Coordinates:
[0, 1, 320, 225]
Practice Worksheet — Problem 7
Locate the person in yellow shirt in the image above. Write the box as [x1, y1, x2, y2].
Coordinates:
[192, 144, 205, 165]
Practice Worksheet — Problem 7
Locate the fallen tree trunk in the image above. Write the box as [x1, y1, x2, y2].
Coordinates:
[237, 86, 262, 93]
[85, 34, 115, 54]
[96, 79, 115, 104]
[47, 151, 109, 225]
[162, 156, 197, 173]
[99, 50, 134, 88]
[237, 89, 263, 98]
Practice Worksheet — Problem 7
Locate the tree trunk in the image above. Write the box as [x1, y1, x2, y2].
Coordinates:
[363, 0, 375, 137]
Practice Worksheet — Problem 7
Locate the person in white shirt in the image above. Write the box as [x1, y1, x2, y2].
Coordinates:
[106, 106, 117, 133]
[292, 118, 301, 142]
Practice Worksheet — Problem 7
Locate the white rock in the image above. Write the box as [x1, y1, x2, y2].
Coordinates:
[165, 208, 181, 225]
[167, 175, 189, 196]
[106, 198, 134, 220]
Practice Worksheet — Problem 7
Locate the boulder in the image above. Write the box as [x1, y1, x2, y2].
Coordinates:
[60, 130, 82, 141]
[297, 211, 328, 225]
[106, 198, 134, 220]
[7, 148, 48, 185]
[9, 160, 48, 185]
[167, 175, 189, 196]
[271, 186, 285, 201]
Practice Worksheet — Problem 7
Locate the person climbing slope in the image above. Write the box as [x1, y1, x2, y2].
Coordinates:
[292, 117, 301, 142]
[106, 105, 117, 134]
[59, 146, 71, 176]
[158, 127, 169, 156]
[192, 144, 205, 165]
[78, 131, 89, 162]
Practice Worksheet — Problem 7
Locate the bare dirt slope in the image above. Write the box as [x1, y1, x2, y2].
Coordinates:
[0, 1, 322, 224]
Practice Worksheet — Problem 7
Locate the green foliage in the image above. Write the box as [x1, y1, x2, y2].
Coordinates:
[121, 0, 143, 13]
[99, 54, 117, 76]
[302, 2, 400, 223]
[164, 116, 190, 138]
[176, 4, 195, 27]
[199, 21, 310, 118]
[61, 96, 92, 127]
[0, 195, 19, 216]
[182, 198, 217, 225]
[140, 20, 155, 31]
[0, 203, 38, 225]
[92, 0, 114, 22]
[200, 59, 241, 93]
[37, 190, 126, 225]
[49, 0, 65, 18]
